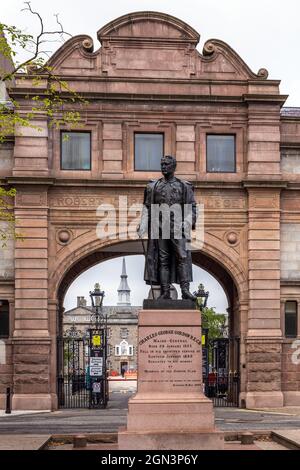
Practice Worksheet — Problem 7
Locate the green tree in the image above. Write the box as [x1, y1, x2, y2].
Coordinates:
[195, 283, 227, 340]
[201, 306, 227, 341]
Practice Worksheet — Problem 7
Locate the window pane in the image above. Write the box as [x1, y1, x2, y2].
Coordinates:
[135, 133, 163, 171]
[207, 135, 235, 172]
[0, 300, 9, 337]
[285, 301, 297, 337]
[61, 132, 91, 170]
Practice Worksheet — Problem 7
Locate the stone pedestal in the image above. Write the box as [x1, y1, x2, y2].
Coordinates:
[118, 309, 224, 450]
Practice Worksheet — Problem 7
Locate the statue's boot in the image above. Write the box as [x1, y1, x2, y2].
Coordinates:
[180, 281, 197, 301]
[158, 285, 171, 300]
[158, 268, 171, 299]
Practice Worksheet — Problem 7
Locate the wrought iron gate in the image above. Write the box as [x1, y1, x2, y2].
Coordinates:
[203, 336, 240, 407]
[57, 326, 108, 409]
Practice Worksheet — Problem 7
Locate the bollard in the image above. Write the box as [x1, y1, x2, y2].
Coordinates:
[73, 435, 87, 449]
[5, 387, 11, 414]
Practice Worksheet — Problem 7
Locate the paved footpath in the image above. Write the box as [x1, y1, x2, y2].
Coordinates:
[1, 393, 300, 449]
[0, 435, 51, 450]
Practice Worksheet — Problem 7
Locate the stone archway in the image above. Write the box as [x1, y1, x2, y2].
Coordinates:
[49, 236, 247, 410]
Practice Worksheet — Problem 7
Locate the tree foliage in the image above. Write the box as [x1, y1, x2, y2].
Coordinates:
[0, 1, 88, 142]
[195, 283, 227, 340]
[201, 307, 227, 341]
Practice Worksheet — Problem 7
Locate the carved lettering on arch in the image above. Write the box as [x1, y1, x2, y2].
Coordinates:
[49, 193, 143, 208]
[196, 194, 246, 210]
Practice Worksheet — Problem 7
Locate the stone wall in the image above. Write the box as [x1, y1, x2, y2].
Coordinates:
[282, 342, 300, 405]
[244, 340, 283, 408]
[0, 340, 13, 408]
[0, 230, 14, 280]
[0, 142, 13, 175]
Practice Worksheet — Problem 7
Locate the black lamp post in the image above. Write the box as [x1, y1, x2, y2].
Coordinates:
[193, 283, 209, 311]
[89, 283, 105, 329]
[88, 282, 108, 408]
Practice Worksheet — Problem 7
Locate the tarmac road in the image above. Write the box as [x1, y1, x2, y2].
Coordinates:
[1, 392, 300, 435]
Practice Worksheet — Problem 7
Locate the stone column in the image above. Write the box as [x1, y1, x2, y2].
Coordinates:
[245, 187, 283, 408]
[239, 301, 248, 405]
[49, 300, 59, 410]
[12, 188, 51, 410]
[244, 98, 284, 408]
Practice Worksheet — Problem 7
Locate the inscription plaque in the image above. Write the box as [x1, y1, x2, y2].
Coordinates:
[138, 327, 202, 394]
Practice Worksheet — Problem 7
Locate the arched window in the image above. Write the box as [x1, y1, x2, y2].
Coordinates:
[0, 300, 9, 338]
[285, 301, 297, 338]
[115, 340, 133, 356]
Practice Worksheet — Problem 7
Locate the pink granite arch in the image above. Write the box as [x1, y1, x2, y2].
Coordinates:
[50, 231, 247, 308]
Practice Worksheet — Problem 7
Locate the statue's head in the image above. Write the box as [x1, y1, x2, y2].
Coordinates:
[161, 155, 176, 177]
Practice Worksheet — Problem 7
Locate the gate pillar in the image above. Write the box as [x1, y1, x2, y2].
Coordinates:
[11, 189, 52, 410]
[243, 185, 283, 408]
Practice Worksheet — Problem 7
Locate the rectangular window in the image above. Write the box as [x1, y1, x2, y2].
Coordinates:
[128, 345, 133, 356]
[61, 131, 91, 170]
[206, 135, 236, 173]
[115, 345, 120, 356]
[0, 300, 9, 338]
[285, 301, 297, 337]
[134, 132, 163, 171]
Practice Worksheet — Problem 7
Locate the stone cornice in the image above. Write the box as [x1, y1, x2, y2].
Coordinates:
[10, 90, 286, 107]
[11, 337, 52, 344]
[10, 90, 248, 104]
[3, 176, 296, 190]
[280, 142, 300, 149]
[5, 176, 242, 189]
[280, 280, 300, 286]
[281, 115, 300, 121]
[243, 180, 288, 189]
[284, 182, 300, 190]
[0, 279, 14, 285]
[243, 94, 288, 106]
[13, 75, 282, 86]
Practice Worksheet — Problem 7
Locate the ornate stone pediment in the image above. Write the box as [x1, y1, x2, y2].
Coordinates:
[48, 11, 268, 81]
[97, 11, 200, 43]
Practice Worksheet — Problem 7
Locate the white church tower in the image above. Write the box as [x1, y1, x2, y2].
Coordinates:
[117, 258, 131, 306]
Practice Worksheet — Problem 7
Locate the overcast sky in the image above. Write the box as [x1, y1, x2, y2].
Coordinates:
[63, 255, 228, 312]
[2, 1, 298, 311]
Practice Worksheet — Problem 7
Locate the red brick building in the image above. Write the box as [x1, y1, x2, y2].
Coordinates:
[0, 11, 300, 410]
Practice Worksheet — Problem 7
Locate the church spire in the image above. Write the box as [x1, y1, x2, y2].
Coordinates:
[117, 258, 131, 306]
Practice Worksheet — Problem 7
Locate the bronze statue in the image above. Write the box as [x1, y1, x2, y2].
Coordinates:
[138, 155, 197, 301]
